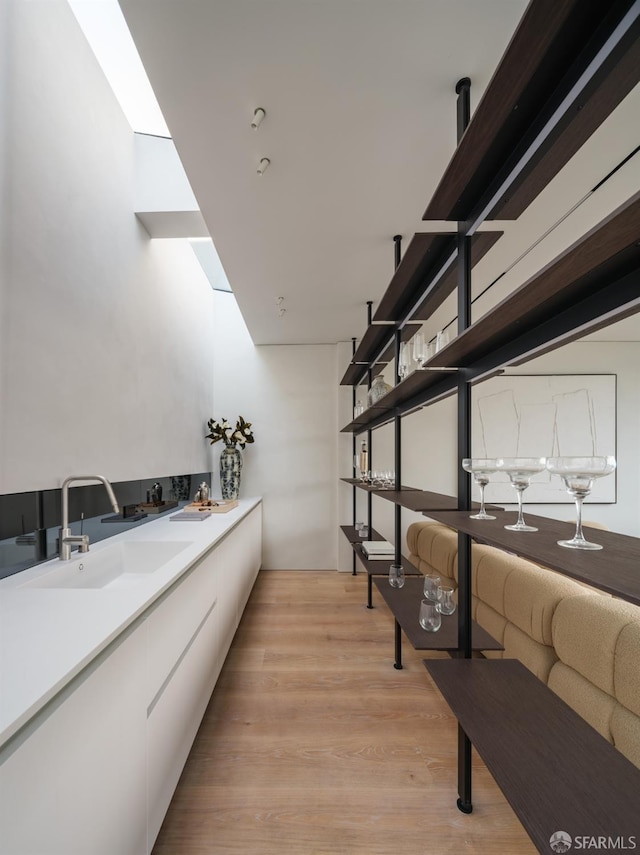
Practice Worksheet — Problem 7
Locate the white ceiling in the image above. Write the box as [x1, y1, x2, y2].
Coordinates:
[118, 0, 640, 346]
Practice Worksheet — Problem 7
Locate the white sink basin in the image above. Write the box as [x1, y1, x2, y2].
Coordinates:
[22, 541, 192, 590]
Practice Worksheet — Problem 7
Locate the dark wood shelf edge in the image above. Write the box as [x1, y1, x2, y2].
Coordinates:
[422, 1, 640, 221]
[423, 509, 640, 606]
[339, 524, 384, 544]
[352, 543, 420, 576]
[424, 658, 640, 852]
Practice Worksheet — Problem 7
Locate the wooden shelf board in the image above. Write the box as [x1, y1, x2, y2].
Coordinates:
[424, 509, 640, 606]
[341, 361, 388, 387]
[373, 232, 502, 324]
[428, 190, 640, 372]
[372, 489, 460, 512]
[425, 658, 640, 852]
[376, 324, 423, 365]
[341, 478, 420, 494]
[341, 191, 640, 434]
[339, 524, 384, 544]
[423, 0, 640, 221]
[373, 576, 502, 651]
[352, 544, 420, 577]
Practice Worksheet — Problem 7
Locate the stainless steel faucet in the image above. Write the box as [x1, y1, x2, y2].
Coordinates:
[59, 475, 120, 560]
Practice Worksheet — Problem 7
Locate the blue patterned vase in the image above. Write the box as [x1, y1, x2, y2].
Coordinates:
[171, 474, 191, 501]
[220, 446, 243, 499]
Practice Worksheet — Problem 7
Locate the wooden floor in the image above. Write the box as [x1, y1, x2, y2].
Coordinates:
[152, 570, 535, 855]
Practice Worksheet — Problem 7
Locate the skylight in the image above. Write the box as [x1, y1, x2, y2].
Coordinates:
[68, 0, 233, 294]
[68, 0, 169, 137]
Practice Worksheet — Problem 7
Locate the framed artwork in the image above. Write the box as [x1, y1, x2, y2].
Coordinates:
[472, 374, 617, 503]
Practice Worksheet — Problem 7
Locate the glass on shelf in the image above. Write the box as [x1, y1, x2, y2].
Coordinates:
[368, 374, 392, 406]
[389, 563, 405, 589]
[462, 458, 498, 520]
[495, 457, 546, 532]
[419, 599, 441, 632]
[423, 573, 441, 602]
[436, 586, 456, 615]
[412, 331, 426, 366]
[546, 456, 616, 550]
[398, 342, 411, 380]
[435, 329, 450, 352]
[353, 454, 361, 480]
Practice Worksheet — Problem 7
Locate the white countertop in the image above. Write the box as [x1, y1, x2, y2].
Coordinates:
[0, 497, 261, 749]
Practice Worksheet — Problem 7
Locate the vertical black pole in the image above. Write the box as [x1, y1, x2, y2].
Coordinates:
[366, 301, 373, 542]
[393, 235, 404, 668]
[351, 337, 357, 575]
[455, 75, 474, 816]
[392, 235, 402, 565]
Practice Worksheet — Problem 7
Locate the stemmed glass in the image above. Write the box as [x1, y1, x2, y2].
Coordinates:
[398, 342, 411, 379]
[412, 331, 427, 367]
[546, 456, 616, 550]
[462, 458, 498, 520]
[495, 457, 546, 532]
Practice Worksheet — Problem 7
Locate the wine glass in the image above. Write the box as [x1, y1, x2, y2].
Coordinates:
[412, 331, 426, 365]
[398, 342, 411, 379]
[462, 458, 498, 520]
[546, 456, 616, 550]
[495, 457, 546, 532]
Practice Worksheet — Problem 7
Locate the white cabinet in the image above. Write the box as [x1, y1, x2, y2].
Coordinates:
[0, 624, 148, 855]
[0, 503, 262, 855]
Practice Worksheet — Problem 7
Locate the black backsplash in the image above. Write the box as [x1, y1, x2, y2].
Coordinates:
[0, 472, 211, 579]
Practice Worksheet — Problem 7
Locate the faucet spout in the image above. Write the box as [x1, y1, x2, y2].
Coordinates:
[59, 475, 120, 560]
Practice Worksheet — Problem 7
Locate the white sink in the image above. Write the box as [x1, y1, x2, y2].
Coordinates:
[21, 541, 192, 589]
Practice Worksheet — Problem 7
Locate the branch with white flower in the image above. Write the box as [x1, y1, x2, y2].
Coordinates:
[206, 416, 255, 449]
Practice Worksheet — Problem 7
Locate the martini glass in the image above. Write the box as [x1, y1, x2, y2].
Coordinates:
[546, 456, 616, 550]
[495, 457, 546, 532]
[462, 458, 498, 520]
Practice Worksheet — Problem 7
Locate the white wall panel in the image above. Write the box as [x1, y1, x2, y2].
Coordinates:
[0, 1, 214, 493]
[212, 293, 336, 569]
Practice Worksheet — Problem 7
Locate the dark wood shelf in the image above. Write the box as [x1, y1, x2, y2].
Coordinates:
[341, 478, 420, 494]
[373, 488, 501, 514]
[352, 544, 420, 577]
[429, 189, 640, 374]
[341, 190, 640, 433]
[373, 577, 502, 652]
[424, 509, 640, 606]
[341, 361, 388, 387]
[425, 658, 640, 853]
[340, 524, 384, 544]
[341, 324, 421, 387]
[423, 0, 640, 221]
[372, 232, 502, 324]
[339, 369, 457, 433]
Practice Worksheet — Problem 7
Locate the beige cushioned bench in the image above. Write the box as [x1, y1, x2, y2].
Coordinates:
[407, 520, 640, 768]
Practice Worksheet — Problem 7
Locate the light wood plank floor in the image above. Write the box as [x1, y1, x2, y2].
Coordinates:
[152, 570, 535, 855]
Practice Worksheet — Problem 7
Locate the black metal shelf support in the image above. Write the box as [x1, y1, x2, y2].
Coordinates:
[455, 75, 474, 816]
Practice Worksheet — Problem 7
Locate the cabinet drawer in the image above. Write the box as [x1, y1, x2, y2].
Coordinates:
[145, 547, 219, 705]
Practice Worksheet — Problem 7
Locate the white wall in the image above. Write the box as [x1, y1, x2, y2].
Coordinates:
[0, 1, 214, 493]
[212, 292, 336, 569]
[0, 2, 8, 492]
